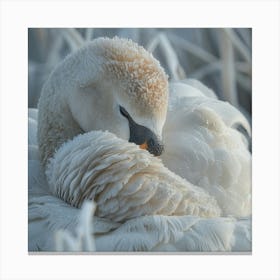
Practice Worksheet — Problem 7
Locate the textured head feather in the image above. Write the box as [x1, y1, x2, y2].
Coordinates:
[91, 37, 169, 118]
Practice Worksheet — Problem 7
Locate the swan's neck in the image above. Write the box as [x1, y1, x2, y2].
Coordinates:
[37, 47, 106, 167]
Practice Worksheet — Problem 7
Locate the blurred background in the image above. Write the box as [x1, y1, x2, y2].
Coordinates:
[28, 28, 252, 121]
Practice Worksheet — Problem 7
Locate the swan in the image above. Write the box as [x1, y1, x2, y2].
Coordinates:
[37, 37, 221, 221]
[29, 36, 251, 251]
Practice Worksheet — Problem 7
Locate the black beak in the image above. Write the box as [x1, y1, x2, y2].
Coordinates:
[119, 105, 164, 156]
[128, 119, 164, 156]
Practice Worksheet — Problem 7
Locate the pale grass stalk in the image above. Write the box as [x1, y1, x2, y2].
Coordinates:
[47, 32, 65, 66]
[219, 29, 238, 107]
[167, 32, 218, 63]
[146, 35, 160, 52]
[59, 28, 85, 51]
[191, 61, 221, 79]
[158, 33, 186, 80]
[236, 29, 252, 49]
[224, 28, 251, 63]
[235, 61, 252, 75]
[85, 28, 94, 41]
[191, 61, 251, 80]
[236, 72, 252, 92]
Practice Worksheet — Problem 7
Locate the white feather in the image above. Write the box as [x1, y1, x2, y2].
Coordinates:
[28, 78, 252, 252]
[161, 82, 251, 217]
[46, 130, 220, 222]
[96, 214, 251, 252]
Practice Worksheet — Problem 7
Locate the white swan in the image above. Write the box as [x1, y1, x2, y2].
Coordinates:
[29, 37, 251, 252]
[37, 37, 221, 221]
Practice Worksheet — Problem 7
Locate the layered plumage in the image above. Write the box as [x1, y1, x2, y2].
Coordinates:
[161, 82, 251, 217]
[46, 130, 220, 222]
[28, 143, 251, 252]
[29, 79, 251, 252]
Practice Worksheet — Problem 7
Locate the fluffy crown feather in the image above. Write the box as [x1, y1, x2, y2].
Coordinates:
[91, 37, 169, 117]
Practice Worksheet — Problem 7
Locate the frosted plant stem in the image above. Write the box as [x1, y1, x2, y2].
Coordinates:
[146, 36, 160, 53]
[236, 72, 252, 92]
[191, 61, 221, 79]
[235, 61, 252, 75]
[48, 31, 64, 66]
[236, 29, 251, 48]
[224, 28, 251, 63]
[191, 61, 251, 79]
[219, 29, 238, 107]
[59, 28, 85, 51]
[167, 33, 218, 63]
[158, 33, 186, 80]
[85, 28, 94, 41]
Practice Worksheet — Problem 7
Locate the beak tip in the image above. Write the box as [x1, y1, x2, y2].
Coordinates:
[149, 145, 164, 156]
[147, 139, 164, 157]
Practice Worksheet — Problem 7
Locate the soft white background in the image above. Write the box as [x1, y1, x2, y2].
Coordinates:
[0, 0, 279, 279]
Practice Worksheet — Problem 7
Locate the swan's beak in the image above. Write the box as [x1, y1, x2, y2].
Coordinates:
[129, 121, 164, 156]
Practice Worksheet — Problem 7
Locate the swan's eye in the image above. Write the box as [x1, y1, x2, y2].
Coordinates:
[119, 106, 130, 119]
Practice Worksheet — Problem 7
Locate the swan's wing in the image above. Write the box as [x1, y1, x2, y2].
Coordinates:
[95, 212, 251, 252]
[162, 82, 251, 217]
[46, 130, 221, 223]
[29, 159, 80, 251]
[168, 81, 251, 136]
[180, 78, 218, 99]
[51, 200, 251, 252]
[29, 160, 120, 251]
[28, 110, 119, 251]
[37, 199, 251, 252]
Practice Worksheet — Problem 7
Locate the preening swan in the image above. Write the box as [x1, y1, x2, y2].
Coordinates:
[30, 36, 252, 252]
[38, 37, 221, 221]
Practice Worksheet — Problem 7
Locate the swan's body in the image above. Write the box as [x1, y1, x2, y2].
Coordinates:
[30, 37, 251, 251]
[162, 82, 251, 217]
[29, 103, 251, 251]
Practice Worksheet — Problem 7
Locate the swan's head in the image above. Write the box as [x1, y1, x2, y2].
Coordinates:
[68, 37, 168, 156]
